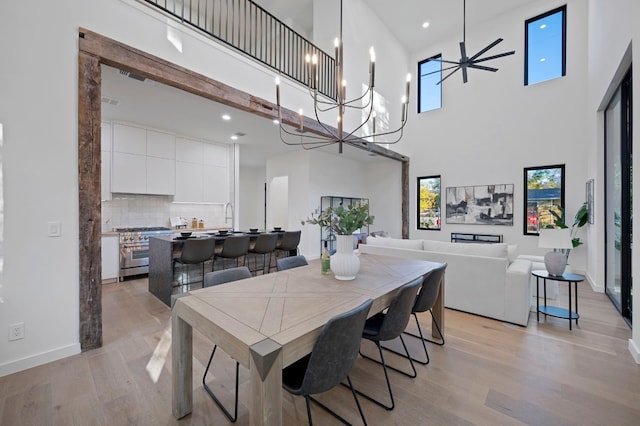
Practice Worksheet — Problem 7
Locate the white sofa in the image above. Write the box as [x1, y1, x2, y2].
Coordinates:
[360, 237, 532, 326]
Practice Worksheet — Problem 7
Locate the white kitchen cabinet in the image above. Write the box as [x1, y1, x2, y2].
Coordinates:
[101, 122, 112, 201]
[147, 156, 175, 195]
[175, 161, 204, 202]
[176, 137, 203, 163]
[113, 123, 146, 155]
[147, 129, 175, 159]
[111, 152, 147, 194]
[102, 235, 119, 283]
[203, 165, 228, 202]
[203, 143, 228, 167]
[111, 123, 176, 195]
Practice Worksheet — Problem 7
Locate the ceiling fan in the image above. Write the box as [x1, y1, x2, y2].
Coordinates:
[429, 0, 516, 84]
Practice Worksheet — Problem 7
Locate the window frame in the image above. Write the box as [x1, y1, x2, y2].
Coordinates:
[418, 54, 442, 113]
[417, 175, 441, 231]
[524, 5, 567, 86]
[523, 164, 565, 235]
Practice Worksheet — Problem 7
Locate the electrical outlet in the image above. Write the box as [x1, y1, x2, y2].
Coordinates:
[9, 323, 24, 341]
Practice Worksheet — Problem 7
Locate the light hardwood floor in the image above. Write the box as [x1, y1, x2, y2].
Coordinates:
[1, 277, 638, 425]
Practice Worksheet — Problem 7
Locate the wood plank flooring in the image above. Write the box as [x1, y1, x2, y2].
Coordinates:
[1, 277, 638, 425]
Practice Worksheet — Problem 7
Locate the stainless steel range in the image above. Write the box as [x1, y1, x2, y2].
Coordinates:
[117, 227, 173, 280]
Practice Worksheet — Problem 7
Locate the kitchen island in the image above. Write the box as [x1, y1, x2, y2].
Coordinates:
[148, 232, 288, 306]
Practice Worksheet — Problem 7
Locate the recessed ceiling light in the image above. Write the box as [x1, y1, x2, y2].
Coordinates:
[273, 119, 279, 124]
[222, 114, 231, 121]
[540, 24, 547, 29]
[230, 135, 238, 140]
[422, 21, 430, 29]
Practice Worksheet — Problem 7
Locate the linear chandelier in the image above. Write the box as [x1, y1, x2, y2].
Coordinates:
[275, 0, 411, 154]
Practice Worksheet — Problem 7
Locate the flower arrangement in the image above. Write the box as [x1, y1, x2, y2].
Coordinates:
[302, 203, 374, 235]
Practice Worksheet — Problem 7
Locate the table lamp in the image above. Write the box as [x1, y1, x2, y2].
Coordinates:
[538, 228, 573, 276]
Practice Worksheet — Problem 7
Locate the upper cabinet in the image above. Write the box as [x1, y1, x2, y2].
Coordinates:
[111, 123, 175, 195]
[175, 137, 229, 203]
[101, 121, 112, 201]
[108, 122, 229, 202]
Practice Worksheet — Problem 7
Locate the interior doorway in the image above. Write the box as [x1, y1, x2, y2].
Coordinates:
[604, 66, 632, 326]
[268, 176, 289, 229]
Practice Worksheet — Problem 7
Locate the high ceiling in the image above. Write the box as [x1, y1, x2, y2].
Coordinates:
[101, 1, 539, 167]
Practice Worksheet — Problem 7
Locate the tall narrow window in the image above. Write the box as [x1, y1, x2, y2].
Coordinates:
[525, 6, 566, 85]
[418, 55, 442, 113]
[417, 175, 441, 230]
[524, 165, 565, 235]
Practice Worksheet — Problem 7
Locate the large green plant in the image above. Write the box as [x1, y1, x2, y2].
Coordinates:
[547, 202, 589, 248]
[303, 203, 374, 235]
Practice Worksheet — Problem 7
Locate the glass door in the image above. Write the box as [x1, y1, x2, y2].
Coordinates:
[605, 67, 632, 325]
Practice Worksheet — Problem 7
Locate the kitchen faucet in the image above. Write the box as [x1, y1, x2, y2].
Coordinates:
[224, 202, 234, 231]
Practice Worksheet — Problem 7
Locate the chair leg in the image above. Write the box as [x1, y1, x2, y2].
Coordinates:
[382, 312, 432, 365]
[359, 335, 417, 379]
[202, 345, 239, 422]
[307, 377, 366, 425]
[353, 341, 397, 410]
[404, 310, 445, 346]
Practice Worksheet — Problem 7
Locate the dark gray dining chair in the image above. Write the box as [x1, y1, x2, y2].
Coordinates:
[276, 255, 308, 271]
[213, 235, 250, 271]
[201, 266, 252, 422]
[355, 277, 421, 411]
[172, 237, 217, 288]
[247, 233, 279, 276]
[282, 299, 372, 426]
[383, 263, 447, 365]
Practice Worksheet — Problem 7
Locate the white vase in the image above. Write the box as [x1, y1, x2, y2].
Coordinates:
[331, 234, 360, 280]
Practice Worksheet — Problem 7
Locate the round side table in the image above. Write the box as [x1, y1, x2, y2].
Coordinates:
[532, 270, 585, 330]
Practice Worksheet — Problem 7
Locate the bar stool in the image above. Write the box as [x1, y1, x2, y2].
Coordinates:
[275, 230, 301, 260]
[213, 235, 250, 271]
[173, 238, 217, 289]
[247, 233, 278, 276]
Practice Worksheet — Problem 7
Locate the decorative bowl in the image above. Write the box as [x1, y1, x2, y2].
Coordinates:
[180, 232, 192, 238]
[249, 228, 259, 233]
[218, 230, 229, 235]
[273, 227, 282, 231]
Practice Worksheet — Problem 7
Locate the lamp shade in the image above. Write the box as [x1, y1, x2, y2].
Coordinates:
[538, 228, 573, 249]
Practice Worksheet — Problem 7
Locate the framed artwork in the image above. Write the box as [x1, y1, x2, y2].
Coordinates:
[446, 184, 514, 225]
[586, 178, 594, 224]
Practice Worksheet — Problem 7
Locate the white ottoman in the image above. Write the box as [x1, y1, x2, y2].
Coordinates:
[517, 254, 573, 301]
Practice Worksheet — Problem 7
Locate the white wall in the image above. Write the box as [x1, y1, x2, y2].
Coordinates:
[239, 166, 266, 230]
[403, 0, 589, 274]
[586, 0, 640, 362]
[365, 160, 403, 238]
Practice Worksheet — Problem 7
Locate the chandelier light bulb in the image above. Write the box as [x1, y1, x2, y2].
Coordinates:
[334, 38, 340, 48]
[369, 47, 376, 62]
[275, 76, 280, 85]
[312, 54, 318, 65]
[305, 53, 311, 63]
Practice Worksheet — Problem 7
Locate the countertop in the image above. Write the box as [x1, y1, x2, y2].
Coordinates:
[101, 226, 231, 237]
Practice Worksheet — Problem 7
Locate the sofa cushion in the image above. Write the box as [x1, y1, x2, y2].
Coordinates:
[422, 240, 509, 260]
[367, 236, 424, 250]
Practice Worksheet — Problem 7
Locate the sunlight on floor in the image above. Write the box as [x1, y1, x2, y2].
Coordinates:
[146, 319, 172, 383]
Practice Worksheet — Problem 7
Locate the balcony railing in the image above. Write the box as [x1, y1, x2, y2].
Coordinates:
[143, 0, 337, 100]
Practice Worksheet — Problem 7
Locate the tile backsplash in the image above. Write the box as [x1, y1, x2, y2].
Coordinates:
[102, 193, 230, 231]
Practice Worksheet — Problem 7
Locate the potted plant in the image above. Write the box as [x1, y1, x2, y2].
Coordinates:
[548, 202, 589, 248]
[303, 203, 374, 280]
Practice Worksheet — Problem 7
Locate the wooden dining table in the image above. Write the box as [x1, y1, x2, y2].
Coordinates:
[171, 253, 445, 425]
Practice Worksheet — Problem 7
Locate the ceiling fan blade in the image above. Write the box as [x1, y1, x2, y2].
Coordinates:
[468, 38, 504, 61]
[469, 64, 499, 72]
[430, 58, 464, 65]
[473, 50, 516, 63]
[437, 66, 461, 85]
[422, 64, 462, 77]
[462, 65, 468, 83]
[459, 41, 468, 61]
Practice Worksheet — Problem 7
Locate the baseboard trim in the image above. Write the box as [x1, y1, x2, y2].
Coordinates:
[0, 343, 81, 377]
[629, 339, 640, 364]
